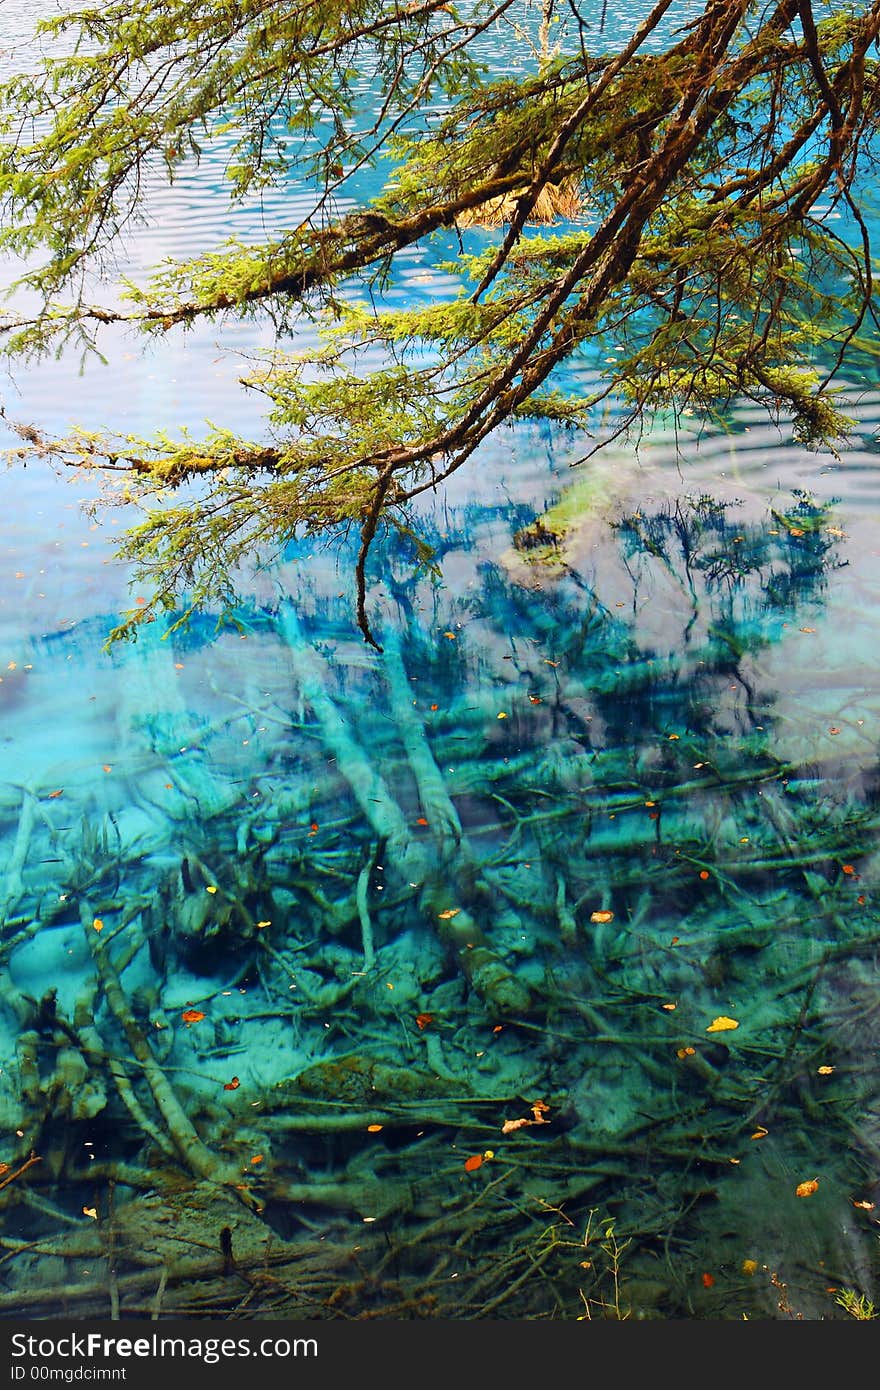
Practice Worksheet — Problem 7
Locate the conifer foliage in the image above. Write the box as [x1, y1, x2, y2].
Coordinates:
[1, 0, 878, 642]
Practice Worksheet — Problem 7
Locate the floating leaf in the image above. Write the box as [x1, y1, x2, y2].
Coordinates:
[223, 1076, 240, 1091]
[590, 910, 614, 923]
[501, 1117, 532, 1134]
[795, 1178, 819, 1198]
[181, 1009, 206, 1025]
[706, 1015, 739, 1033]
[463, 1154, 483, 1172]
[438, 908, 460, 920]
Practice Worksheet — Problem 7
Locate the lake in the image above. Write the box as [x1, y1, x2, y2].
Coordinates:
[1, 0, 879, 1321]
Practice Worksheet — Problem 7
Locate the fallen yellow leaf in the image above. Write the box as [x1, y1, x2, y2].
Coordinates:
[706, 1015, 739, 1033]
[501, 1117, 533, 1134]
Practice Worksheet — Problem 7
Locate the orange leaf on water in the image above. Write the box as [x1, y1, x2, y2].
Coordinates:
[181, 1009, 205, 1025]
[501, 1117, 532, 1134]
[463, 1154, 483, 1172]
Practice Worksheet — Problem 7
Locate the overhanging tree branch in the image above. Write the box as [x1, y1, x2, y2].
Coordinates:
[1, 0, 878, 644]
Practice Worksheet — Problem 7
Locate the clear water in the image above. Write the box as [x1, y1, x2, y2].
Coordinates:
[1, 0, 880, 1321]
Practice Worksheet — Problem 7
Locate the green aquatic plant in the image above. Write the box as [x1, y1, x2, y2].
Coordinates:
[834, 1287, 878, 1320]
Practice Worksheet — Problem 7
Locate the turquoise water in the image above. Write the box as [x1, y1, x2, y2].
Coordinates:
[2, 0, 880, 1320]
